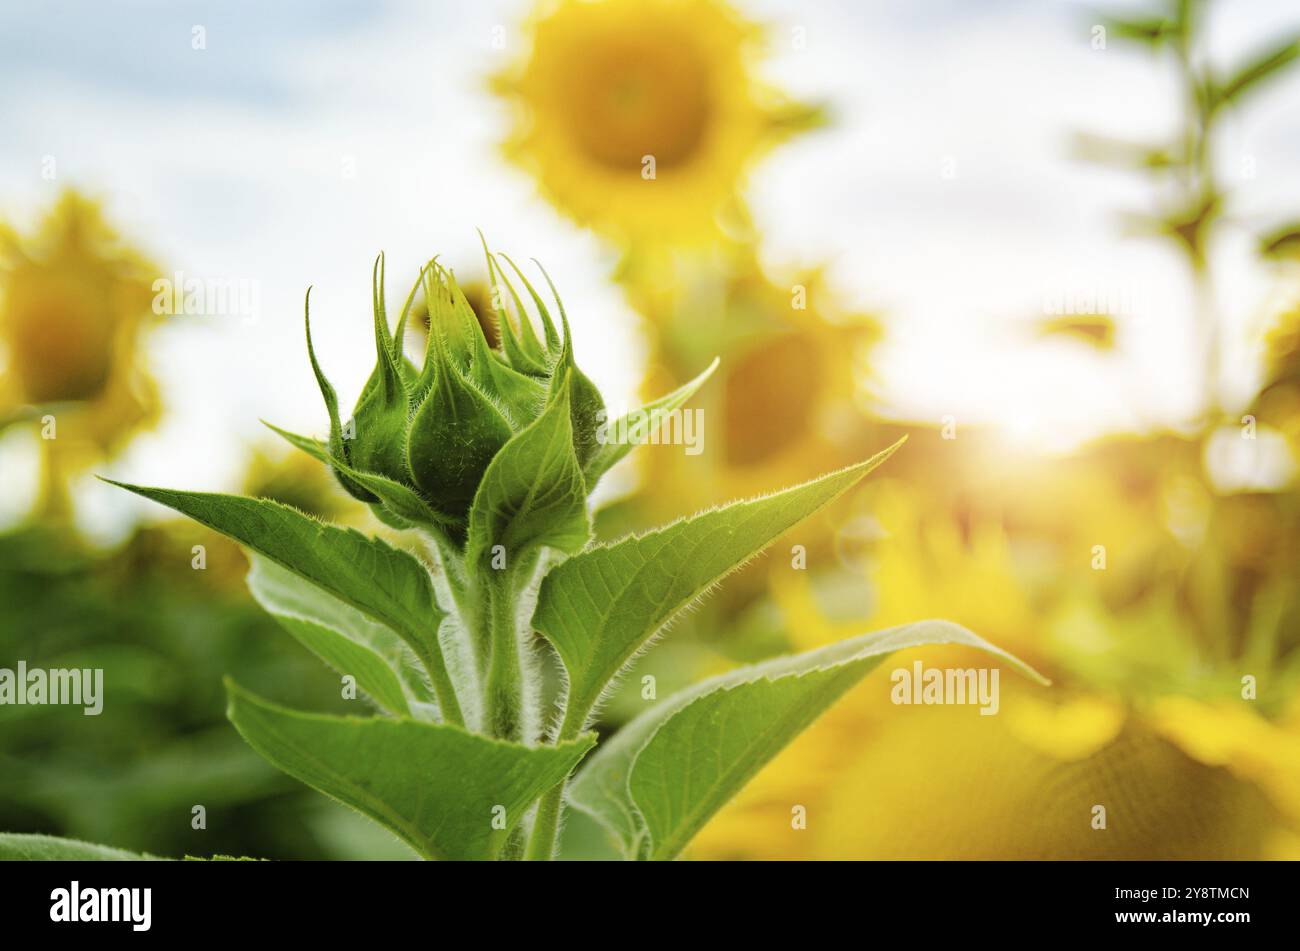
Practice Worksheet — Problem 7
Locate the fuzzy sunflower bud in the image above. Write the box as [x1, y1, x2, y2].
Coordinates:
[292, 246, 611, 546]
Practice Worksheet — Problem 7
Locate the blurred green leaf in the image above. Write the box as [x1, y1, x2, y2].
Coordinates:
[1099, 15, 1179, 46]
[1036, 314, 1117, 350]
[1260, 224, 1300, 261]
[1071, 132, 1180, 171]
[1211, 36, 1300, 109]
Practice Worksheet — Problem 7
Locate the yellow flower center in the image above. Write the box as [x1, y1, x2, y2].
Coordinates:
[556, 29, 713, 173]
[8, 278, 115, 403]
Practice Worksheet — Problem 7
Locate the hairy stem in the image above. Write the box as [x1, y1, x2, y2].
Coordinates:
[412, 633, 465, 729]
[525, 785, 564, 861]
[524, 697, 586, 860]
[483, 574, 523, 741]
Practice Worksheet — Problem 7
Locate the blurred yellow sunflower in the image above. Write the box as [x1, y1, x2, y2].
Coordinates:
[0, 190, 160, 519]
[686, 434, 1300, 859]
[1251, 300, 1300, 467]
[493, 0, 822, 246]
[625, 248, 882, 524]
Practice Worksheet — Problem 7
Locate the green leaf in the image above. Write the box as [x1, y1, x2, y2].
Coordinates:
[1034, 314, 1116, 350]
[465, 372, 591, 570]
[1100, 15, 1178, 46]
[183, 854, 262, 861]
[103, 479, 464, 727]
[0, 833, 162, 861]
[263, 421, 456, 532]
[225, 681, 595, 860]
[247, 556, 439, 719]
[536, 440, 905, 734]
[1212, 36, 1300, 109]
[1070, 132, 1180, 172]
[584, 357, 720, 486]
[1260, 223, 1300, 261]
[569, 620, 1047, 860]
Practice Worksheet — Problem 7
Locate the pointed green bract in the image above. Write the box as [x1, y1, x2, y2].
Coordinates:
[407, 311, 513, 525]
[585, 356, 720, 486]
[391, 261, 428, 366]
[305, 287, 375, 503]
[492, 252, 548, 365]
[103, 480, 464, 727]
[466, 373, 591, 570]
[447, 270, 547, 429]
[528, 259, 605, 469]
[225, 681, 595, 861]
[546, 312, 604, 471]
[499, 253, 561, 351]
[481, 241, 547, 376]
[570, 620, 1048, 860]
[263, 421, 454, 533]
[535, 440, 906, 734]
[418, 262, 476, 378]
[345, 255, 412, 486]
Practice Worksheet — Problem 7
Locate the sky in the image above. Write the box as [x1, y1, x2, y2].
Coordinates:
[2, 0, 1299, 537]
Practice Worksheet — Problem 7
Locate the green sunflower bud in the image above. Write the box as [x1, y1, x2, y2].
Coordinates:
[291, 244, 617, 548]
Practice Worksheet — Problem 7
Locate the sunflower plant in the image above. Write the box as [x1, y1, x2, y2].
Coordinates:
[1, 248, 1040, 861]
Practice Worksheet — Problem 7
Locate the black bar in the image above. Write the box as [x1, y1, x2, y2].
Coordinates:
[0, 859, 1283, 938]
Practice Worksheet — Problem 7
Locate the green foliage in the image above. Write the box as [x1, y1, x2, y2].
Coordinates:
[100, 482, 464, 728]
[0, 525, 354, 860]
[570, 621, 1048, 860]
[12, 249, 1042, 860]
[246, 556, 437, 720]
[1209, 35, 1300, 111]
[0, 833, 161, 860]
[535, 442, 905, 739]
[225, 680, 594, 861]
[1084, 0, 1300, 425]
[1087, 2, 1300, 267]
